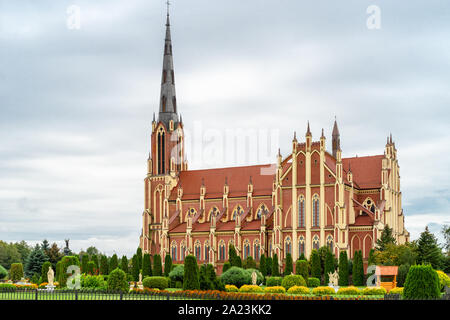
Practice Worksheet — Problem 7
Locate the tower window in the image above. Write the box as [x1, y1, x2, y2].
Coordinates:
[162, 96, 167, 112]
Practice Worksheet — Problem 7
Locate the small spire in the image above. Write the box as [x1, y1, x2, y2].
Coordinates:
[278, 148, 281, 157]
[224, 176, 228, 185]
[293, 131, 297, 141]
[348, 161, 352, 173]
[201, 177, 205, 187]
[153, 112, 155, 122]
[390, 133, 393, 144]
[306, 121, 311, 136]
[249, 175, 253, 184]
[321, 128, 325, 138]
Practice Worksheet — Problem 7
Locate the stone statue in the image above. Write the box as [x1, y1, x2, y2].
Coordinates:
[251, 271, 257, 285]
[328, 270, 339, 287]
[47, 267, 54, 286]
[138, 272, 143, 284]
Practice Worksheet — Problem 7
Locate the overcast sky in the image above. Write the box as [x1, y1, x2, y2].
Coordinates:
[1, 0, 449, 257]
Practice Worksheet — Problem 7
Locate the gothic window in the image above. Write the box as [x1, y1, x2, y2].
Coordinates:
[171, 241, 177, 261]
[312, 195, 320, 227]
[363, 198, 376, 214]
[232, 205, 243, 221]
[312, 235, 320, 251]
[256, 204, 267, 219]
[162, 70, 167, 83]
[253, 240, 260, 260]
[171, 70, 175, 85]
[326, 235, 334, 252]
[298, 196, 305, 228]
[162, 96, 167, 112]
[243, 240, 250, 259]
[285, 237, 292, 258]
[204, 241, 210, 262]
[180, 241, 186, 260]
[194, 240, 201, 261]
[172, 97, 177, 113]
[298, 236, 305, 258]
[157, 128, 166, 174]
[219, 240, 226, 260]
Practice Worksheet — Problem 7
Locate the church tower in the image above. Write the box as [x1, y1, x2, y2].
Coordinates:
[149, 5, 186, 176]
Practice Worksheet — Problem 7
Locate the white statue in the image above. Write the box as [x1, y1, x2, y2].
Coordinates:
[47, 267, 54, 286]
[328, 270, 339, 287]
[251, 271, 257, 285]
[138, 272, 142, 284]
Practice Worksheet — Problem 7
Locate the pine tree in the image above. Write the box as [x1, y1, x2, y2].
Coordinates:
[298, 253, 306, 261]
[87, 261, 96, 275]
[310, 249, 322, 281]
[376, 225, 396, 251]
[352, 251, 364, 286]
[120, 255, 129, 273]
[136, 247, 143, 271]
[109, 254, 119, 271]
[183, 255, 200, 290]
[259, 254, 267, 277]
[324, 250, 335, 285]
[100, 255, 109, 275]
[153, 254, 162, 276]
[272, 254, 280, 276]
[266, 256, 273, 276]
[164, 254, 172, 276]
[41, 239, 50, 254]
[417, 226, 443, 269]
[131, 254, 140, 281]
[25, 244, 49, 278]
[142, 253, 152, 277]
[357, 251, 365, 286]
[228, 245, 241, 267]
[338, 251, 349, 286]
[81, 254, 89, 274]
[284, 253, 293, 276]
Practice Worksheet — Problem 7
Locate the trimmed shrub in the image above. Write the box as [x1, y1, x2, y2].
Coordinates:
[81, 254, 89, 274]
[436, 270, 450, 292]
[287, 286, 310, 295]
[107, 268, 128, 292]
[310, 250, 322, 281]
[239, 284, 264, 293]
[307, 277, 320, 288]
[225, 284, 238, 292]
[324, 251, 335, 285]
[337, 286, 360, 295]
[0, 265, 8, 279]
[264, 286, 286, 294]
[272, 254, 280, 276]
[168, 265, 184, 283]
[397, 264, 410, 287]
[120, 255, 129, 273]
[362, 287, 387, 295]
[243, 268, 264, 285]
[87, 261, 96, 275]
[259, 254, 267, 277]
[109, 254, 119, 272]
[142, 253, 152, 277]
[312, 286, 335, 296]
[222, 261, 231, 273]
[58, 256, 80, 287]
[131, 254, 140, 281]
[284, 253, 293, 276]
[99, 255, 108, 275]
[266, 276, 282, 287]
[143, 276, 169, 290]
[243, 257, 257, 269]
[40, 261, 52, 284]
[31, 273, 40, 284]
[10, 263, 24, 282]
[338, 251, 349, 286]
[164, 254, 172, 277]
[0, 283, 17, 289]
[404, 264, 440, 299]
[388, 287, 404, 295]
[183, 255, 200, 290]
[220, 267, 251, 288]
[295, 260, 309, 280]
[281, 274, 306, 290]
[265, 257, 273, 276]
[81, 274, 107, 290]
[153, 254, 163, 276]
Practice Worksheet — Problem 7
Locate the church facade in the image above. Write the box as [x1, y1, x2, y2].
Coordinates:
[139, 11, 409, 273]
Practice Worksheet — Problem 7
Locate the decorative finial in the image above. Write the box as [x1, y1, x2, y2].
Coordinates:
[249, 175, 253, 184]
[293, 131, 297, 141]
[225, 176, 228, 185]
[201, 177, 205, 186]
[321, 128, 325, 138]
[306, 121, 311, 136]
[166, 0, 171, 15]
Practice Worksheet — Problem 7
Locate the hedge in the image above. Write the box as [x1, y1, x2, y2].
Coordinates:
[264, 286, 286, 294]
[107, 268, 128, 292]
[239, 285, 264, 293]
[362, 287, 387, 296]
[337, 286, 360, 295]
[287, 286, 310, 295]
[220, 267, 251, 288]
[295, 260, 309, 280]
[281, 274, 306, 290]
[312, 286, 335, 296]
[0, 265, 7, 279]
[143, 276, 169, 290]
[404, 264, 440, 299]
[265, 276, 282, 287]
[225, 284, 238, 292]
[81, 274, 107, 290]
[307, 277, 320, 288]
[388, 287, 404, 295]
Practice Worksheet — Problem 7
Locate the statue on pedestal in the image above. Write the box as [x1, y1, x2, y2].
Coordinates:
[251, 271, 257, 286]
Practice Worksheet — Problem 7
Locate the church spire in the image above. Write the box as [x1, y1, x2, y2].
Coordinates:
[158, 1, 178, 128]
[332, 117, 340, 158]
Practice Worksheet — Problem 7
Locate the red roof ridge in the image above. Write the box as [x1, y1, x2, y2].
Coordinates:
[343, 154, 384, 160]
[181, 163, 275, 173]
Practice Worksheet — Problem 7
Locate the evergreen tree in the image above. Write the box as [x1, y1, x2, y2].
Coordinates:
[272, 254, 280, 276]
[58, 255, 79, 286]
[100, 255, 109, 275]
[266, 256, 273, 276]
[318, 246, 330, 272]
[298, 253, 306, 261]
[259, 254, 267, 277]
[136, 247, 143, 271]
[109, 254, 119, 271]
[352, 251, 364, 286]
[164, 254, 172, 276]
[131, 254, 140, 281]
[142, 253, 152, 277]
[40, 261, 52, 283]
[153, 254, 163, 276]
[81, 254, 89, 274]
[199, 264, 210, 290]
[416, 226, 443, 269]
[376, 225, 396, 251]
[87, 261, 96, 275]
[324, 250, 335, 285]
[310, 249, 322, 281]
[228, 245, 241, 267]
[91, 254, 99, 269]
[284, 253, 293, 276]
[295, 260, 309, 280]
[41, 239, 50, 254]
[25, 244, 49, 277]
[338, 251, 349, 286]
[120, 255, 129, 273]
[183, 255, 200, 290]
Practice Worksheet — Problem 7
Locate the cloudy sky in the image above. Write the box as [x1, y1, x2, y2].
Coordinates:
[1, 0, 449, 257]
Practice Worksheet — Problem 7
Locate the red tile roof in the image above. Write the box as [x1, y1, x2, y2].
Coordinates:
[343, 155, 383, 189]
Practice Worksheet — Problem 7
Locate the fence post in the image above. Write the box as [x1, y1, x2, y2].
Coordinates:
[120, 291, 123, 300]
[35, 289, 38, 300]
[75, 290, 78, 301]
[167, 292, 170, 300]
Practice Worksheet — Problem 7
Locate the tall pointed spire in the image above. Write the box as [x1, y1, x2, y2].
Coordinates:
[158, 1, 178, 128]
[332, 117, 340, 158]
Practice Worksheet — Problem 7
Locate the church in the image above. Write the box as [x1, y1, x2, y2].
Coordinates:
[139, 8, 409, 273]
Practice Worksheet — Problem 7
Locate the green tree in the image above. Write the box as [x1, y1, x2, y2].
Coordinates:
[10, 263, 24, 281]
[403, 264, 440, 299]
[318, 246, 330, 272]
[81, 254, 89, 274]
[120, 255, 129, 273]
[375, 225, 396, 251]
[443, 225, 450, 254]
[164, 254, 172, 276]
[40, 261, 52, 283]
[259, 254, 267, 277]
[352, 251, 364, 286]
[41, 239, 50, 254]
[107, 268, 128, 292]
[298, 253, 306, 261]
[87, 261, 96, 275]
[100, 255, 109, 275]
[324, 250, 335, 285]
[310, 250, 322, 281]
[0, 265, 7, 279]
[183, 255, 200, 290]
[131, 254, 140, 281]
[416, 226, 443, 269]
[86, 246, 100, 257]
[266, 256, 273, 276]
[15, 241, 32, 265]
[91, 254, 99, 269]
[136, 247, 143, 270]
[338, 251, 349, 286]
[25, 244, 49, 277]
[109, 254, 119, 272]
[284, 253, 293, 276]
[58, 255, 80, 287]
[153, 254, 163, 276]
[142, 253, 152, 277]
[243, 256, 257, 269]
[46, 243, 62, 269]
[272, 254, 280, 276]
[295, 260, 309, 280]
[0, 241, 22, 270]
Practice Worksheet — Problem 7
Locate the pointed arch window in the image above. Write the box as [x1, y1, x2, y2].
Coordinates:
[312, 235, 320, 251]
[162, 96, 167, 112]
[171, 70, 175, 85]
[194, 240, 201, 261]
[171, 241, 177, 261]
[172, 97, 177, 113]
[162, 70, 167, 83]
[219, 240, 226, 261]
[298, 236, 305, 258]
[232, 205, 243, 221]
[180, 241, 186, 260]
[157, 128, 166, 174]
[243, 240, 251, 259]
[285, 237, 292, 258]
[326, 235, 334, 252]
[298, 196, 305, 228]
[253, 240, 260, 260]
[312, 195, 320, 227]
[204, 241, 210, 262]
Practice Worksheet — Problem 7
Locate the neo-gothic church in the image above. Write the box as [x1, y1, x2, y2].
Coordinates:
[139, 10, 409, 273]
